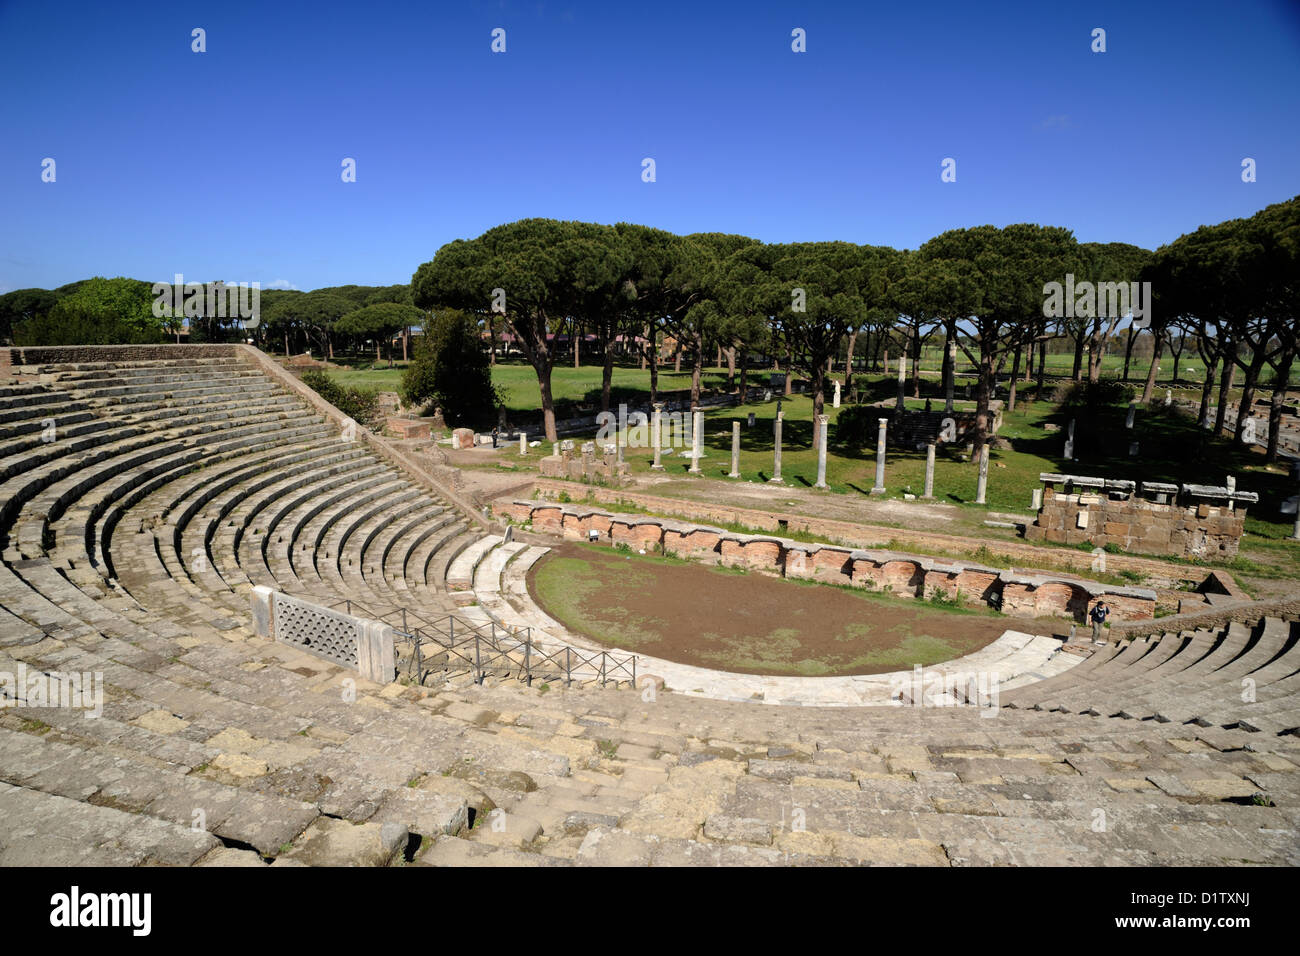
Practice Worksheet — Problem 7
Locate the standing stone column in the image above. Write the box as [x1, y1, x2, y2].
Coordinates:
[833, 380, 841, 408]
[1165, 389, 1172, 406]
[770, 411, 784, 483]
[651, 403, 664, 470]
[871, 417, 887, 494]
[975, 441, 990, 505]
[814, 415, 829, 488]
[728, 421, 741, 478]
[1226, 475, 1236, 513]
[1065, 418, 1076, 460]
[689, 408, 703, 474]
[922, 442, 936, 499]
[896, 354, 907, 411]
[519, 432, 527, 456]
[1125, 402, 1136, 430]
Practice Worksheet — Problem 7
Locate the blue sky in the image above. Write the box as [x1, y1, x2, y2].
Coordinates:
[1, 0, 1298, 294]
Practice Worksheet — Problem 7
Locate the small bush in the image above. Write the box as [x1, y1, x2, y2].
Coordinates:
[1054, 379, 1135, 409]
[300, 369, 380, 427]
[832, 405, 879, 448]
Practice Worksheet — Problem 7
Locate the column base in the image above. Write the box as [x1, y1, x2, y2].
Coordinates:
[650, 464, 665, 471]
[769, 477, 783, 484]
[814, 482, 828, 489]
[920, 494, 934, 500]
[727, 472, 741, 479]
[870, 487, 886, 495]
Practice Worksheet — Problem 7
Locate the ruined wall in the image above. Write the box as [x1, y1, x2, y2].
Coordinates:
[1026, 487, 1247, 559]
[503, 500, 1156, 622]
[538, 440, 628, 486]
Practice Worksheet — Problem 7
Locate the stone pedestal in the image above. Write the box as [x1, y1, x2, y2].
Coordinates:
[871, 418, 887, 494]
[729, 421, 741, 478]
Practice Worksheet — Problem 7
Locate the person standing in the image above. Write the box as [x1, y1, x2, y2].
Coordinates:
[1089, 600, 1111, 643]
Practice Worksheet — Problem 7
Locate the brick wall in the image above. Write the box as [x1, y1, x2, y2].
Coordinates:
[523, 478, 1201, 586]
[503, 500, 1156, 622]
[1026, 487, 1246, 559]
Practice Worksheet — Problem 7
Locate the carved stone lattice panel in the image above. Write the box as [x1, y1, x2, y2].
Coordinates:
[274, 593, 360, 667]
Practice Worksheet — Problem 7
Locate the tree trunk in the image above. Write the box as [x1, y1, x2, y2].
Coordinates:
[573, 320, 581, 369]
[1072, 330, 1085, 381]
[1036, 338, 1047, 400]
[1140, 327, 1165, 404]
[1196, 353, 1218, 427]
[1266, 347, 1295, 462]
[725, 346, 736, 391]
[488, 316, 496, 365]
[1087, 321, 1104, 383]
[1008, 346, 1021, 412]
[601, 333, 615, 413]
[1234, 351, 1269, 445]
[811, 361, 826, 451]
[649, 341, 659, 404]
[537, 363, 558, 442]
[640, 323, 648, 370]
[784, 349, 793, 396]
[739, 358, 748, 402]
[674, 342, 681, 373]
[1122, 328, 1137, 382]
[690, 336, 703, 409]
[943, 327, 956, 413]
[844, 330, 857, 396]
[1214, 351, 1236, 437]
[974, 348, 994, 461]
[911, 330, 922, 399]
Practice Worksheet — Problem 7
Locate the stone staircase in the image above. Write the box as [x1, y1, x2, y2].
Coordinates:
[0, 348, 1296, 866]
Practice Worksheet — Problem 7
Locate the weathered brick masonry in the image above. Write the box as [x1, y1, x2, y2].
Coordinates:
[1026, 473, 1257, 560]
[504, 500, 1155, 621]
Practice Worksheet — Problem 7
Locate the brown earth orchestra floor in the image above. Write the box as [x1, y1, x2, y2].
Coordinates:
[527, 543, 1065, 677]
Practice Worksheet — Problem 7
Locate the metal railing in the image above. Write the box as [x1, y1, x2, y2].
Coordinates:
[321, 594, 637, 690]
